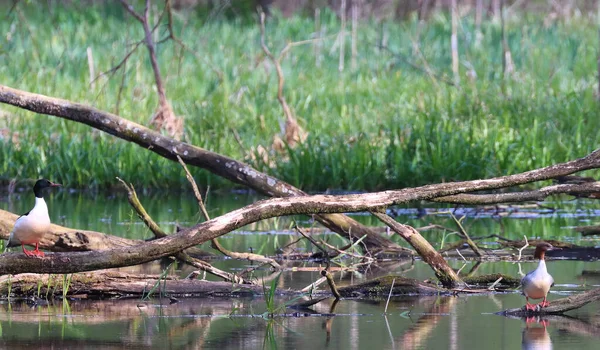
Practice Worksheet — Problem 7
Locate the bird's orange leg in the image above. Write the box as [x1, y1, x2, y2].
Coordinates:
[32, 242, 45, 257]
[22, 244, 36, 257]
[525, 297, 537, 311]
[538, 297, 550, 308]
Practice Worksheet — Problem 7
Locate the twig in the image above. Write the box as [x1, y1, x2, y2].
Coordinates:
[450, 0, 460, 86]
[456, 249, 467, 261]
[351, 1, 358, 70]
[176, 156, 281, 270]
[517, 235, 529, 261]
[339, 0, 346, 72]
[488, 276, 503, 291]
[92, 40, 144, 85]
[321, 239, 374, 262]
[384, 278, 396, 314]
[87, 47, 95, 89]
[448, 212, 484, 257]
[378, 44, 456, 86]
[295, 225, 330, 257]
[119, 0, 182, 139]
[259, 11, 312, 147]
[115, 177, 248, 284]
[300, 276, 327, 293]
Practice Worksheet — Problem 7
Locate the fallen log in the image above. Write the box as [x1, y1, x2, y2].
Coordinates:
[0, 84, 401, 252]
[573, 225, 600, 236]
[0, 208, 213, 258]
[0, 271, 264, 299]
[0, 271, 446, 299]
[462, 273, 521, 288]
[496, 288, 600, 317]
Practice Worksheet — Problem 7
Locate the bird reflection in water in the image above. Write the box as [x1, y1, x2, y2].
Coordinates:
[522, 317, 552, 350]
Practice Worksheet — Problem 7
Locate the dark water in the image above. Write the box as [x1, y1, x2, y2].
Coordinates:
[1, 190, 600, 349]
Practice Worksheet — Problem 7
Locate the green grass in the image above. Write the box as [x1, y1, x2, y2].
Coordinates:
[0, 3, 599, 191]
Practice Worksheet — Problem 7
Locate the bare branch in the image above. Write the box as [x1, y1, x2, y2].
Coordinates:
[176, 155, 281, 270]
[435, 182, 600, 204]
[119, 0, 145, 23]
[116, 177, 249, 284]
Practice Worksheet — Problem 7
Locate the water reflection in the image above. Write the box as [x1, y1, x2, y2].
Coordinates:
[1, 292, 600, 349]
[522, 318, 552, 350]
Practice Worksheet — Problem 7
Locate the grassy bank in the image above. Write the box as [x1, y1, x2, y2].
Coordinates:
[0, 3, 598, 191]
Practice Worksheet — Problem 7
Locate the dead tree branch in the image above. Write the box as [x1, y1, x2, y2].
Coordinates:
[175, 156, 281, 269]
[0, 208, 212, 258]
[448, 212, 484, 257]
[259, 11, 308, 148]
[497, 288, 600, 316]
[2, 147, 599, 276]
[434, 182, 600, 204]
[371, 211, 465, 288]
[116, 177, 249, 284]
[119, 0, 183, 139]
[0, 83, 403, 253]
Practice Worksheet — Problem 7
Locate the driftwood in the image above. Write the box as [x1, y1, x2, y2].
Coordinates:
[462, 273, 521, 288]
[0, 84, 400, 252]
[435, 182, 600, 204]
[497, 288, 600, 317]
[2, 85, 600, 290]
[0, 149, 598, 284]
[0, 271, 444, 299]
[0, 271, 264, 299]
[0, 209, 212, 258]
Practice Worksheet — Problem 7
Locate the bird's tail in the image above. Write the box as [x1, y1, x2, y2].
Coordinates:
[5, 231, 20, 248]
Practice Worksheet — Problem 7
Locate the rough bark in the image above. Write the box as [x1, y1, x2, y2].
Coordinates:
[435, 182, 600, 204]
[0, 271, 263, 298]
[0, 208, 212, 258]
[0, 84, 400, 252]
[462, 273, 521, 288]
[337, 275, 445, 296]
[496, 288, 600, 316]
[0, 146, 599, 274]
[0, 271, 442, 299]
[372, 211, 465, 289]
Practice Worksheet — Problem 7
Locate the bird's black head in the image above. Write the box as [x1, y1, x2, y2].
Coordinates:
[33, 179, 61, 198]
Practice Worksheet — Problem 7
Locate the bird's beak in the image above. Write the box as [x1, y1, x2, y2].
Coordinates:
[50, 182, 62, 187]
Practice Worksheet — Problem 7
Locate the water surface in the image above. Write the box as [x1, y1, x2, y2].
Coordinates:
[1, 190, 600, 349]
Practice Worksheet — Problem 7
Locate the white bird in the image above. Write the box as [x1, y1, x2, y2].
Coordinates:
[521, 242, 555, 311]
[6, 179, 61, 257]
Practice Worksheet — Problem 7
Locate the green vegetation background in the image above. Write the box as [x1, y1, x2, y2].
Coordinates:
[1, 3, 598, 190]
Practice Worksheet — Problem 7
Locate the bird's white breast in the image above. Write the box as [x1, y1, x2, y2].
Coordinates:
[11, 197, 51, 244]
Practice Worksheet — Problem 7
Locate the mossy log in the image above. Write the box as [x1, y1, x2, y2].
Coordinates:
[0, 272, 449, 299]
[0, 271, 264, 299]
[496, 288, 600, 317]
[462, 273, 521, 288]
[337, 275, 446, 296]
